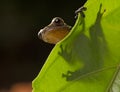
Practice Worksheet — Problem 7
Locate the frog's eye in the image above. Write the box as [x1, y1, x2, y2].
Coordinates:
[52, 17, 64, 26]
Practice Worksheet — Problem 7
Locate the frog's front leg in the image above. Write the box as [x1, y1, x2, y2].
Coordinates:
[75, 6, 87, 18]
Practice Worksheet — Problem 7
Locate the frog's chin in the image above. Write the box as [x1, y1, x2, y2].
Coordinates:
[43, 33, 60, 44]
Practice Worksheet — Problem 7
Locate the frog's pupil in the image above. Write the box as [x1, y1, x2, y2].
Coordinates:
[55, 18, 61, 23]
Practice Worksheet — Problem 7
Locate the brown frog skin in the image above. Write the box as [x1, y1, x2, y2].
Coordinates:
[38, 17, 71, 44]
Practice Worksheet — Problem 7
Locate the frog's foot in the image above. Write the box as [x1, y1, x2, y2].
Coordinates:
[75, 6, 87, 18]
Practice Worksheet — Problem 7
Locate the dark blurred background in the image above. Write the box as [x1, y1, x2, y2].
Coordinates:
[0, 0, 86, 90]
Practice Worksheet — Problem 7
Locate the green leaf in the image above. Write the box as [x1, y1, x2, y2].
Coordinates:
[32, 0, 120, 92]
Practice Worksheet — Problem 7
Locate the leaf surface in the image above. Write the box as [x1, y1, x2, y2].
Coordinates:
[32, 0, 120, 92]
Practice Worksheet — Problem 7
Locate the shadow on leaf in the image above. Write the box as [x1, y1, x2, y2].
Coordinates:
[59, 4, 108, 81]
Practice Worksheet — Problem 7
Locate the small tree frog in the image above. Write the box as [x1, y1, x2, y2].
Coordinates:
[38, 17, 71, 44]
[38, 6, 86, 44]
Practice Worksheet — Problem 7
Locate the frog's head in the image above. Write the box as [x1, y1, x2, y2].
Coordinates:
[38, 17, 71, 44]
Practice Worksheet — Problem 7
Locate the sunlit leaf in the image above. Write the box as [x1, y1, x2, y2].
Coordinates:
[32, 0, 120, 92]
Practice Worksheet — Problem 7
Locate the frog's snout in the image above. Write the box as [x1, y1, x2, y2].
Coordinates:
[38, 29, 43, 40]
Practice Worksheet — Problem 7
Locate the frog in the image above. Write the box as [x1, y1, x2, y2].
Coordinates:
[38, 6, 87, 44]
[38, 17, 71, 44]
